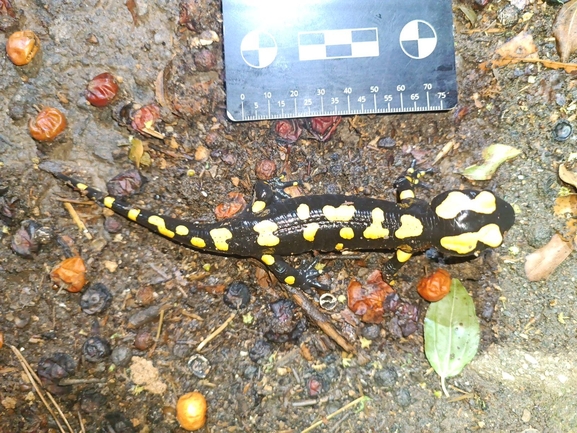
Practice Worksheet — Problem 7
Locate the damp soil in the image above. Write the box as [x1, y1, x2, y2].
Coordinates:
[1, 1, 577, 432]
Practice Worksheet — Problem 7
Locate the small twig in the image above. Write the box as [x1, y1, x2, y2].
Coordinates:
[155, 308, 165, 342]
[53, 197, 95, 205]
[58, 377, 106, 386]
[300, 395, 370, 433]
[78, 410, 86, 433]
[196, 313, 236, 352]
[284, 285, 355, 354]
[63, 202, 93, 240]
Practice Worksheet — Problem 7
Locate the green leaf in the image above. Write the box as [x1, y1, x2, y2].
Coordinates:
[424, 279, 480, 397]
[461, 144, 521, 181]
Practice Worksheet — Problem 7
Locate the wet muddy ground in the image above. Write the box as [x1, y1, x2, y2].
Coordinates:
[1, 0, 577, 432]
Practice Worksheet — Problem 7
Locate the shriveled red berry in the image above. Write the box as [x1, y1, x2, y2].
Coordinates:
[131, 104, 160, 132]
[85, 72, 119, 107]
[6, 30, 40, 66]
[29, 107, 66, 142]
[417, 269, 451, 302]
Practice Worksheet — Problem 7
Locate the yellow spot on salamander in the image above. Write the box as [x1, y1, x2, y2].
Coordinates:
[252, 200, 266, 214]
[363, 208, 390, 240]
[284, 276, 296, 285]
[335, 243, 344, 250]
[394, 214, 423, 239]
[261, 254, 275, 265]
[127, 209, 140, 221]
[399, 189, 415, 201]
[210, 227, 233, 251]
[322, 204, 356, 222]
[302, 222, 320, 242]
[297, 203, 310, 220]
[440, 224, 503, 255]
[478, 224, 503, 247]
[103, 196, 115, 208]
[175, 225, 189, 236]
[396, 250, 412, 263]
[190, 237, 206, 248]
[253, 220, 280, 247]
[339, 227, 355, 240]
[435, 191, 497, 220]
[148, 215, 175, 238]
[76, 183, 88, 191]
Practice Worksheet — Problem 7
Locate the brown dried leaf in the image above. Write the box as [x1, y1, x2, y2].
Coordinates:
[554, 194, 577, 217]
[559, 162, 577, 188]
[495, 31, 538, 60]
[525, 234, 574, 281]
[553, 0, 577, 63]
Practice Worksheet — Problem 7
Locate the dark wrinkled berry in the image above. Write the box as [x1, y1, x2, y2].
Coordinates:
[80, 283, 113, 315]
[274, 119, 303, 144]
[79, 388, 107, 414]
[187, 354, 211, 379]
[374, 366, 398, 389]
[111, 345, 133, 367]
[104, 216, 123, 233]
[82, 336, 112, 362]
[0, 192, 18, 224]
[37, 353, 77, 381]
[383, 292, 401, 313]
[553, 120, 572, 141]
[37, 353, 77, 395]
[106, 169, 145, 197]
[307, 376, 324, 397]
[223, 281, 251, 310]
[103, 411, 137, 433]
[270, 299, 295, 331]
[248, 339, 272, 363]
[11, 220, 41, 257]
[133, 330, 154, 351]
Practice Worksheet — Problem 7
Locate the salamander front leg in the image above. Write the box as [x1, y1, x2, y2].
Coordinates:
[382, 249, 413, 280]
[393, 160, 433, 203]
[260, 255, 329, 296]
[251, 175, 302, 214]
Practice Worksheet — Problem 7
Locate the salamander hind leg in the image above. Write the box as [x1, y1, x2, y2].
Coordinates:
[393, 160, 433, 203]
[260, 255, 329, 296]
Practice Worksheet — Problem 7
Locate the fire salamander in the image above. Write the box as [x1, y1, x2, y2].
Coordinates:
[53, 164, 515, 295]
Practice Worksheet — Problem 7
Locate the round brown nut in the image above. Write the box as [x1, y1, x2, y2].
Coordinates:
[176, 391, 207, 431]
[29, 107, 67, 142]
[6, 30, 40, 66]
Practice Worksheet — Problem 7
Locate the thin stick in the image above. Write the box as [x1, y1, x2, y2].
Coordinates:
[9, 346, 69, 433]
[300, 395, 370, 433]
[63, 202, 93, 240]
[196, 313, 236, 352]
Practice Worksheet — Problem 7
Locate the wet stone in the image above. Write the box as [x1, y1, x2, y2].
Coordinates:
[111, 345, 133, 367]
[361, 324, 381, 340]
[395, 387, 412, 408]
[374, 366, 398, 390]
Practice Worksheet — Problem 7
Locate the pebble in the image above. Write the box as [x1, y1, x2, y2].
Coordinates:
[374, 366, 398, 389]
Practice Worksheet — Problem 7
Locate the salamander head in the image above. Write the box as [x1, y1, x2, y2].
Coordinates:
[430, 189, 515, 256]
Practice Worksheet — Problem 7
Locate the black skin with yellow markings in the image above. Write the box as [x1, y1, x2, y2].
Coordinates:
[52, 164, 515, 296]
